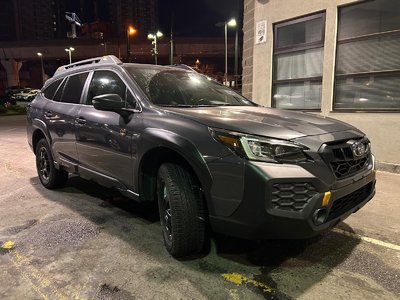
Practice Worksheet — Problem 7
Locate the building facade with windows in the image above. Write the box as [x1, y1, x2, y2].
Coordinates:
[242, 0, 400, 170]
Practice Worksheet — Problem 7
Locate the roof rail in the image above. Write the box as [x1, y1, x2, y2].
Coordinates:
[169, 64, 196, 72]
[54, 55, 122, 76]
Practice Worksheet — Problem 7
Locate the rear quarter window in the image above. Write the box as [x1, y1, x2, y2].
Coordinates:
[43, 79, 63, 100]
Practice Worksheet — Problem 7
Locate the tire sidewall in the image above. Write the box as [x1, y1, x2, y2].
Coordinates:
[35, 139, 56, 188]
[157, 166, 174, 251]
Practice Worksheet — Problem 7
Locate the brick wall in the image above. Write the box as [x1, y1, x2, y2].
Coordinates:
[241, 0, 255, 99]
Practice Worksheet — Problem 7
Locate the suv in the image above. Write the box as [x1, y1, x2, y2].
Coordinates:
[27, 56, 376, 257]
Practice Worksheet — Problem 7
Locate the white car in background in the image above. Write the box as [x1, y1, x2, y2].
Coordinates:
[17, 89, 40, 101]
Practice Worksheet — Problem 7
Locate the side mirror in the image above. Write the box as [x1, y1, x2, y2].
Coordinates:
[92, 94, 125, 111]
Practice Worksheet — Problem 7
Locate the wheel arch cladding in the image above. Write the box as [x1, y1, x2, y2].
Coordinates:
[137, 128, 213, 208]
[31, 119, 52, 151]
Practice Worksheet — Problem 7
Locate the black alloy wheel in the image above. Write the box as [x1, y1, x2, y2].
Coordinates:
[35, 139, 68, 189]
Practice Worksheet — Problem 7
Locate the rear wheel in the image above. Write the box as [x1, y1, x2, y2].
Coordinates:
[35, 138, 68, 189]
[157, 163, 206, 258]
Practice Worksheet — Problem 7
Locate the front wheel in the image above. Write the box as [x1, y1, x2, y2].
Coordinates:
[35, 138, 68, 189]
[157, 163, 206, 258]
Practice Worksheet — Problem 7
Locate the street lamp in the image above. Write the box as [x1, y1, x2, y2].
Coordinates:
[147, 31, 163, 65]
[37, 52, 45, 85]
[65, 47, 75, 64]
[127, 25, 137, 61]
[217, 18, 237, 85]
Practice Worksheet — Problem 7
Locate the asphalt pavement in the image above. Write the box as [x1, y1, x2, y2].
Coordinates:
[0, 115, 399, 300]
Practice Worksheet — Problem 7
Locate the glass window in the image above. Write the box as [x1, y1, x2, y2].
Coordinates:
[53, 79, 67, 102]
[86, 70, 127, 106]
[276, 15, 324, 49]
[124, 66, 254, 107]
[338, 0, 400, 40]
[60, 73, 88, 104]
[43, 79, 62, 100]
[273, 13, 325, 110]
[334, 0, 400, 110]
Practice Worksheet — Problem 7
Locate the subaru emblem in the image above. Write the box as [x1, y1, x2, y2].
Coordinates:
[348, 140, 368, 158]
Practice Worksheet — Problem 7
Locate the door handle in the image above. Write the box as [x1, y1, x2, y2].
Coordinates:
[44, 111, 53, 118]
[75, 117, 86, 125]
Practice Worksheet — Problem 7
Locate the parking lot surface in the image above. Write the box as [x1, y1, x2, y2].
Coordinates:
[1, 115, 399, 299]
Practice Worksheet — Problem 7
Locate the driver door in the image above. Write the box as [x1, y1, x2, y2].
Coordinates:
[75, 70, 139, 189]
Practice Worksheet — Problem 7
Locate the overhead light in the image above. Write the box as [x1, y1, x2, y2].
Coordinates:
[227, 19, 237, 27]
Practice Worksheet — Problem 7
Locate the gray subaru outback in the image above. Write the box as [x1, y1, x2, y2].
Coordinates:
[27, 56, 376, 257]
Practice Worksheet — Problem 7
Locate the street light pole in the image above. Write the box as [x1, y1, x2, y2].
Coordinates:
[101, 42, 107, 55]
[127, 25, 137, 62]
[65, 47, 75, 64]
[234, 27, 239, 77]
[148, 31, 163, 65]
[37, 52, 44, 85]
[218, 19, 236, 86]
[224, 22, 228, 85]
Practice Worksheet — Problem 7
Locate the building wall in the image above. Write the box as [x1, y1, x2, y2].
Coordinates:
[243, 0, 400, 168]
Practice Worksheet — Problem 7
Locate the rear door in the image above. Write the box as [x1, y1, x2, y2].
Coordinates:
[75, 69, 139, 189]
[43, 72, 89, 169]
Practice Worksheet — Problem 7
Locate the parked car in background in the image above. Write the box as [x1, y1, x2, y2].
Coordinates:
[16, 89, 40, 101]
[0, 94, 16, 107]
[12, 88, 31, 100]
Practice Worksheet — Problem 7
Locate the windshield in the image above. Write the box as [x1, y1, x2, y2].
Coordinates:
[124, 65, 255, 107]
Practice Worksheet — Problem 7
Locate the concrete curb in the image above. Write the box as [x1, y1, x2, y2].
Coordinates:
[376, 162, 400, 174]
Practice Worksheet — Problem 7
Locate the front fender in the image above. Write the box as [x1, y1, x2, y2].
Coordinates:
[135, 128, 213, 210]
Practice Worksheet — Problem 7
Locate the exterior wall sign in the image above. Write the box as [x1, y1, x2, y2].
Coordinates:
[256, 20, 267, 44]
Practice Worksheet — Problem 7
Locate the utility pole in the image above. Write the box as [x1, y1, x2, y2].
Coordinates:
[170, 13, 174, 65]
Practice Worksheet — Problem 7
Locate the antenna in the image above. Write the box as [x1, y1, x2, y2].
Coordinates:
[65, 12, 82, 38]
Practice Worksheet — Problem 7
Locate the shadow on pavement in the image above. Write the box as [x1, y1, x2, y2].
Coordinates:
[29, 175, 360, 299]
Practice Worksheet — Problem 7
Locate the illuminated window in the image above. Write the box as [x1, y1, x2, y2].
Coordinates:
[334, 0, 400, 110]
[272, 13, 325, 110]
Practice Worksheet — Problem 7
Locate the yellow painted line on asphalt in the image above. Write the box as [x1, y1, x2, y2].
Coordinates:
[2, 241, 15, 249]
[222, 273, 273, 293]
[332, 228, 400, 251]
[1, 241, 77, 300]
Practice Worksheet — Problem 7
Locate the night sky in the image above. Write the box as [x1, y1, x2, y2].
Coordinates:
[66, 0, 243, 37]
[158, 0, 243, 37]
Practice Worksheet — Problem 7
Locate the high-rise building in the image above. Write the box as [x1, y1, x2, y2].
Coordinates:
[109, 0, 158, 39]
[0, 0, 67, 41]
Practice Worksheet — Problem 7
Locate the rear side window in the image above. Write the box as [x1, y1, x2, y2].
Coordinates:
[53, 79, 67, 102]
[43, 79, 62, 100]
[60, 73, 89, 104]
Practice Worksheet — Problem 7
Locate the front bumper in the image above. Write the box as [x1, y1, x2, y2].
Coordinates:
[208, 158, 376, 240]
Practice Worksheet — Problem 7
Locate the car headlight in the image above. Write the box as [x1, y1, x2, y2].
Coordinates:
[211, 129, 309, 163]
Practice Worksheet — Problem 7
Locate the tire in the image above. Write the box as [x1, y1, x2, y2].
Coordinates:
[35, 138, 68, 189]
[157, 163, 206, 258]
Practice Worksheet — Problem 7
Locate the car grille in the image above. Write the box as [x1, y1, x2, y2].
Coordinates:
[271, 182, 318, 211]
[327, 182, 373, 221]
[320, 138, 371, 179]
[330, 156, 369, 178]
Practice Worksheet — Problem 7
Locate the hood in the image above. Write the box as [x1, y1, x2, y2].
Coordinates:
[163, 106, 360, 140]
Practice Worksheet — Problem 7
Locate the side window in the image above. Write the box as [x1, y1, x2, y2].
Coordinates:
[53, 79, 67, 102]
[86, 71, 125, 105]
[126, 90, 137, 109]
[43, 79, 62, 100]
[86, 70, 137, 108]
[60, 73, 89, 104]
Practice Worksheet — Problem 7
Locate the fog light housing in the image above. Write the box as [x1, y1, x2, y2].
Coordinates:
[313, 208, 328, 225]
